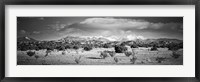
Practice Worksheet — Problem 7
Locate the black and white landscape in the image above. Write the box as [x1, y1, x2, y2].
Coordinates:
[17, 17, 183, 65]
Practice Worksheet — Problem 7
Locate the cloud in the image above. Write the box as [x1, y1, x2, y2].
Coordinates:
[74, 17, 182, 31]
[56, 17, 183, 40]
[33, 31, 40, 34]
[48, 23, 67, 31]
[19, 30, 26, 34]
[80, 17, 150, 29]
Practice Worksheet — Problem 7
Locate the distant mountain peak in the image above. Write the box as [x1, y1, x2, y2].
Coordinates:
[17, 36, 37, 42]
[57, 35, 110, 42]
[25, 36, 30, 40]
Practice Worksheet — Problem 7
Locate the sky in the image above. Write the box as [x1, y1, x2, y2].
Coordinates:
[17, 17, 183, 41]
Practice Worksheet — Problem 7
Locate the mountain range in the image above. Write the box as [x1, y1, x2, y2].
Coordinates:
[17, 36, 182, 43]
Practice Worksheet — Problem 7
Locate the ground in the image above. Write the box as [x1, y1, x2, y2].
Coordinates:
[17, 47, 183, 65]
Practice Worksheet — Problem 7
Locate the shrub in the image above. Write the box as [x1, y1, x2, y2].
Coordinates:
[34, 55, 39, 59]
[108, 51, 116, 57]
[124, 51, 133, 57]
[83, 46, 92, 51]
[151, 46, 158, 51]
[65, 45, 73, 49]
[56, 46, 65, 51]
[120, 42, 126, 46]
[73, 45, 79, 50]
[103, 50, 116, 57]
[100, 51, 109, 59]
[167, 42, 183, 51]
[35, 47, 40, 51]
[155, 56, 166, 63]
[130, 55, 137, 64]
[171, 51, 181, 59]
[47, 47, 54, 51]
[103, 44, 112, 48]
[114, 57, 119, 63]
[130, 44, 138, 48]
[20, 46, 28, 51]
[45, 50, 51, 57]
[26, 51, 35, 57]
[62, 51, 67, 55]
[74, 56, 82, 64]
[114, 45, 127, 53]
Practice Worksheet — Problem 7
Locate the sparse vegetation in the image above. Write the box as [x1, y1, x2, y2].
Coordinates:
[17, 37, 183, 65]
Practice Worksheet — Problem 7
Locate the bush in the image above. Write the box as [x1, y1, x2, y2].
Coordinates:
[100, 51, 109, 59]
[114, 57, 119, 63]
[62, 51, 67, 55]
[56, 46, 65, 51]
[73, 45, 79, 50]
[168, 46, 181, 51]
[171, 51, 181, 59]
[167, 42, 183, 51]
[83, 46, 92, 51]
[130, 44, 138, 48]
[155, 56, 166, 63]
[151, 46, 158, 51]
[26, 51, 35, 57]
[120, 43, 126, 46]
[124, 51, 133, 57]
[103, 44, 112, 48]
[103, 50, 116, 57]
[45, 50, 51, 57]
[130, 55, 137, 64]
[47, 47, 54, 51]
[74, 56, 82, 64]
[65, 45, 73, 49]
[19, 46, 29, 51]
[114, 45, 127, 53]
[108, 51, 116, 57]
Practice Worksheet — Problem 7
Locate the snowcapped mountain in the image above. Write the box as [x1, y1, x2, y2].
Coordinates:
[57, 36, 110, 42]
[17, 36, 37, 42]
[56, 35, 182, 43]
[17, 36, 182, 44]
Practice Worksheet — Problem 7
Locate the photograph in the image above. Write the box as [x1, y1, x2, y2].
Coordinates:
[17, 17, 183, 65]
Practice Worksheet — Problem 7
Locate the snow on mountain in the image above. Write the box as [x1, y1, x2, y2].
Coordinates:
[17, 36, 37, 42]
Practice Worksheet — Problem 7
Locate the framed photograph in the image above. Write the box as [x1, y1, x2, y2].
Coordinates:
[0, 0, 199, 82]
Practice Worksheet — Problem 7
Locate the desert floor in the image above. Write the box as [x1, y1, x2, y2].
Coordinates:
[17, 47, 183, 65]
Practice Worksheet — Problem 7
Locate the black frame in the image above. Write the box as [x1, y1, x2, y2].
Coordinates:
[0, 0, 199, 82]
